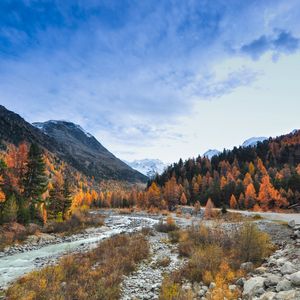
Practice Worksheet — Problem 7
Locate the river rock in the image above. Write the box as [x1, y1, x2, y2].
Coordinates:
[274, 290, 300, 300]
[260, 291, 276, 300]
[243, 277, 265, 299]
[280, 262, 297, 275]
[264, 274, 281, 287]
[290, 271, 300, 286]
[241, 262, 254, 272]
[288, 220, 295, 228]
[276, 279, 292, 292]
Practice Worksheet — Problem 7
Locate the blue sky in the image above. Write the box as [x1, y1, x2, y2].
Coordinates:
[0, 0, 300, 163]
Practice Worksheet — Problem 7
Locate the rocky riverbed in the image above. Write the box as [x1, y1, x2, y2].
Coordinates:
[120, 230, 186, 300]
[0, 214, 159, 289]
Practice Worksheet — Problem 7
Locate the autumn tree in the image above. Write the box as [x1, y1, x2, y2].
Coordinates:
[180, 192, 187, 205]
[204, 198, 214, 219]
[148, 182, 161, 208]
[258, 175, 288, 210]
[245, 183, 256, 209]
[229, 194, 237, 209]
[164, 176, 179, 210]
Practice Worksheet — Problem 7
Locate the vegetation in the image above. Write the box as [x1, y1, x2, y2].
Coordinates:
[149, 130, 300, 211]
[6, 233, 149, 300]
[160, 223, 273, 300]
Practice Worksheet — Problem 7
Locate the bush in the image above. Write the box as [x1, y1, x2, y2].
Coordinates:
[183, 244, 223, 283]
[234, 223, 273, 265]
[156, 256, 171, 268]
[155, 216, 178, 233]
[43, 210, 104, 234]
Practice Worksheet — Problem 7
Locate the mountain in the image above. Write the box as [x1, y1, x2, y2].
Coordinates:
[242, 137, 268, 147]
[203, 149, 221, 159]
[0, 105, 147, 183]
[125, 159, 166, 178]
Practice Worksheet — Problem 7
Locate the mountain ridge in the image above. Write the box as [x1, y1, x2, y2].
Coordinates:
[0, 105, 147, 183]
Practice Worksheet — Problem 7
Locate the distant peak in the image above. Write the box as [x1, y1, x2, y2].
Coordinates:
[203, 149, 221, 159]
[242, 137, 268, 148]
[33, 120, 93, 138]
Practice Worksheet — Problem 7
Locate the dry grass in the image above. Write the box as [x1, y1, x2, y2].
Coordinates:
[6, 233, 149, 300]
[43, 210, 104, 235]
[160, 222, 273, 300]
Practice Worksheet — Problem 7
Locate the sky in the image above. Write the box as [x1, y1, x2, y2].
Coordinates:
[0, 0, 300, 164]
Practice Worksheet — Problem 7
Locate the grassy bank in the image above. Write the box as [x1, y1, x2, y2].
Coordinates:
[6, 233, 149, 300]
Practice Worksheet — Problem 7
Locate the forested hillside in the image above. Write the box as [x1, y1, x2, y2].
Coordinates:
[149, 130, 300, 211]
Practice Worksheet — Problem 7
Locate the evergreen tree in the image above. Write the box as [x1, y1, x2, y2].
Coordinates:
[62, 179, 72, 219]
[23, 144, 48, 220]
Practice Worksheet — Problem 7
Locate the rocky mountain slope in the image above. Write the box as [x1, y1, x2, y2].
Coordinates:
[0, 105, 147, 183]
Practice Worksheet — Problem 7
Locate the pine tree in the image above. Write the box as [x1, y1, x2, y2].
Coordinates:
[23, 144, 48, 220]
[62, 179, 72, 219]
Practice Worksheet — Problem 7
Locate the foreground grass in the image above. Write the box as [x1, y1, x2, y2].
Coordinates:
[6, 233, 149, 300]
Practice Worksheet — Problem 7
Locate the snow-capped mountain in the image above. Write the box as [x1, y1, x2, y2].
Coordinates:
[125, 159, 167, 178]
[242, 137, 268, 147]
[203, 149, 221, 159]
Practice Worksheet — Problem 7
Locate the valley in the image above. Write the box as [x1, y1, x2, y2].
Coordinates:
[1, 209, 300, 299]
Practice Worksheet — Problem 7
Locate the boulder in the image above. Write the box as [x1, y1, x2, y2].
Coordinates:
[236, 277, 245, 287]
[255, 267, 268, 274]
[243, 277, 265, 299]
[276, 279, 292, 292]
[274, 290, 300, 300]
[260, 292, 276, 300]
[264, 274, 281, 287]
[290, 271, 300, 286]
[26, 223, 40, 235]
[241, 262, 254, 272]
[280, 262, 297, 275]
[288, 220, 295, 228]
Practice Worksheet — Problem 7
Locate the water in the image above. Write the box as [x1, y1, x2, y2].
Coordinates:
[0, 215, 158, 288]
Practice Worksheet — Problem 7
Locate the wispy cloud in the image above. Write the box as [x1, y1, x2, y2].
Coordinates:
[240, 30, 300, 60]
[0, 0, 300, 160]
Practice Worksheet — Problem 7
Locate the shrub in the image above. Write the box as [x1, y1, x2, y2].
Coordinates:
[183, 244, 223, 283]
[155, 217, 178, 233]
[234, 223, 273, 265]
[156, 256, 171, 268]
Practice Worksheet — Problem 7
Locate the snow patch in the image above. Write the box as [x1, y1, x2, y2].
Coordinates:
[125, 159, 167, 178]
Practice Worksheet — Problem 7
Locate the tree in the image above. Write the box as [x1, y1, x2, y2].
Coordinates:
[148, 182, 161, 208]
[245, 183, 256, 209]
[180, 192, 187, 205]
[258, 175, 288, 210]
[47, 173, 64, 220]
[229, 194, 237, 209]
[2, 194, 18, 223]
[23, 144, 48, 221]
[164, 176, 179, 210]
[204, 198, 214, 219]
[62, 179, 72, 219]
[194, 201, 201, 215]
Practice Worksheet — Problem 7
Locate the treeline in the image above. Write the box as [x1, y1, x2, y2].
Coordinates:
[0, 143, 74, 224]
[148, 130, 300, 211]
[0, 142, 143, 225]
